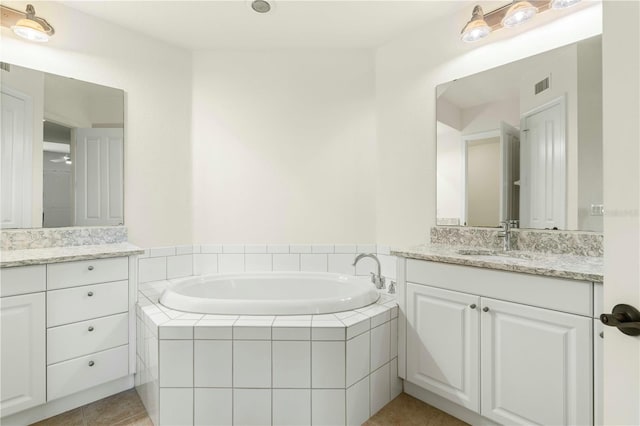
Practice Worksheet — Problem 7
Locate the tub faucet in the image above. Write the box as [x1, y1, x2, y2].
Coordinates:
[353, 253, 386, 290]
[498, 221, 512, 251]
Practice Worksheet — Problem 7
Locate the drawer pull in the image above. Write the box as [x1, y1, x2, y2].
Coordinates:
[87, 291, 94, 297]
[483, 307, 490, 312]
[88, 326, 95, 332]
[88, 361, 95, 367]
[88, 266, 94, 271]
[469, 304, 477, 309]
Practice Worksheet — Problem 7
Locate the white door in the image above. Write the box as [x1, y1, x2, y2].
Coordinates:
[480, 297, 591, 426]
[602, 2, 640, 425]
[500, 122, 520, 223]
[520, 97, 566, 229]
[406, 283, 480, 412]
[0, 88, 32, 228]
[0, 293, 46, 417]
[75, 128, 124, 226]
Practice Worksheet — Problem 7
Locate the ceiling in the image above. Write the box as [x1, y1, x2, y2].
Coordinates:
[58, 1, 472, 50]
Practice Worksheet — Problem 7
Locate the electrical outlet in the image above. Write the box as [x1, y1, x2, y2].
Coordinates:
[590, 204, 605, 216]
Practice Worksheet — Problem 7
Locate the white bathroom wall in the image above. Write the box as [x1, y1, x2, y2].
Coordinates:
[191, 50, 377, 244]
[1, 1, 193, 247]
[375, 3, 602, 246]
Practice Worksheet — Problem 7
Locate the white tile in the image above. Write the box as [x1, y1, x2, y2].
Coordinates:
[245, 244, 267, 253]
[388, 305, 399, 319]
[159, 325, 193, 340]
[218, 254, 244, 273]
[191, 245, 201, 253]
[312, 244, 334, 253]
[356, 244, 376, 254]
[312, 324, 346, 341]
[194, 340, 232, 387]
[390, 318, 398, 359]
[371, 322, 391, 371]
[245, 254, 272, 271]
[167, 254, 193, 279]
[201, 244, 223, 254]
[139, 257, 167, 283]
[159, 340, 193, 387]
[273, 341, 311, 388]
[334, 244, 357, 254]
[344, 314, 371, 340]
[223, 244, 244, 254]
[272, 326, 311, 341]
[355, 256, 377, 276]
[312, 314, 338, 322]
[149, 247, 176, 257]
[312, 389, 345, 426]
[328, 254, 356, 275]
[175, 245, 194, 255]
[234, 340, 271, 388]
[194, 253, 218, 275]
[194, 323, 233, 339]
[300, 254, 328, 272]
[390, 357, 402, 400]
[370, 363, 391, 416]
[379, 254, 397, 280]
[312, 341, 345, 388]
[194, 388, 232, 426]
[347, 377, 370, 426]
[160, 388, 193, 426]
[290, 244, 311, 254]
[233, 323, 272, 340]
[376, 245, 391, 255]
[273, 254, 300, 271]
[273, 389, 311, 426]
[346, 331, 370, 387]
[234, 389, 271, 426]
[268, 244, 290, 254]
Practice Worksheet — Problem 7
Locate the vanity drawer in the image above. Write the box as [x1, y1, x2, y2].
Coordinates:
[0, 265, 46, 297]
[47, 257, 128, 290]
[47, 313, 128, 365]
[47, 281, 128, 327]
[47, 344, 129, 401]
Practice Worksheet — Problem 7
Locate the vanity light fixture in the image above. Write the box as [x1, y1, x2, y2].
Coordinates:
[1, 4, 54, 42]
[461, 0, 581, 42]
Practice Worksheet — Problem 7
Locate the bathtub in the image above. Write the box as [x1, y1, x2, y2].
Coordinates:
[159, 271, 380, 315]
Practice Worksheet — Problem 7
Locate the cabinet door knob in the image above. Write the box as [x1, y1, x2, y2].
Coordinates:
[599, 331, 604, 339]
[87, 291, 94, 297]
[88, 326, 94, 332]
[88, 361, 95, 367]
[469, 304, 477, 309]
[88, 265, 94, 271]
[483, 307, 490, 312]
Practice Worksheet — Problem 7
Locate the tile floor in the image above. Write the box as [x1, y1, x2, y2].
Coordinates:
[31, 389, 467, 426]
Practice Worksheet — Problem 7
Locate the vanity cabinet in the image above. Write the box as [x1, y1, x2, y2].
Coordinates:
[402, 259, 594, 426]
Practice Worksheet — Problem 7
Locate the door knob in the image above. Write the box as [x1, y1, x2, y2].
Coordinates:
[600, 304, 640, 336]
[469, 304, 477, 309]
[483, 307, 490, 312]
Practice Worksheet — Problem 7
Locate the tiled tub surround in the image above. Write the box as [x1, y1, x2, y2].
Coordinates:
[136, 282, 401, 426]
[392, 244, 603, 282]
[1, 226, 128, 251]
[137, 244, 398, 284]
[430, 226, 603, 257]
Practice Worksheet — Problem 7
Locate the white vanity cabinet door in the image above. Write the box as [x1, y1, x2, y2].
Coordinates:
[480, 297, 592, 426]
[406, 283, 480, 412]
[0, 292, 46, 417]
[594, 321, 603, 426]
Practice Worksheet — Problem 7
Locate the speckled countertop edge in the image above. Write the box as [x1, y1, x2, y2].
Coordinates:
[0, 243, 144, 268]
[392, 244, 604, 283]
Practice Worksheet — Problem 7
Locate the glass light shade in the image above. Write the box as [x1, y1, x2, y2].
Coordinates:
[461, 19, 491, 42]
[551, 0, 581, 9]
[501, 1, 538, 28]
[12, 18, 49, 42]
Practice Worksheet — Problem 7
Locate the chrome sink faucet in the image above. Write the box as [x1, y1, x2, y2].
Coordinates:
[498, 221, 512, 251]
[353, 253, 386, 290]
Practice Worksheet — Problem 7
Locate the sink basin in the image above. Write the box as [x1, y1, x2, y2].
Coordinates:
[455, 249, 538, 260]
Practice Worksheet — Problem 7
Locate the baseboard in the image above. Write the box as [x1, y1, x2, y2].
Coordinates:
[1, 375, 134, 426]
[404, 381, 499, 426]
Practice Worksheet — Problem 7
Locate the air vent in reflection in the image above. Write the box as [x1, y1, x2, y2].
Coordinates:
[535, 77, 550, 95]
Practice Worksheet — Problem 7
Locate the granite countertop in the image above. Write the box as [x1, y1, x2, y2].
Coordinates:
[0, 243, 144, 268]
[391, 244, 604, 283]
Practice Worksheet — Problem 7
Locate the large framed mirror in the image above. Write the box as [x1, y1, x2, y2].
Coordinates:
[1, 63, 124, 229]
[436, 35, 602, 232]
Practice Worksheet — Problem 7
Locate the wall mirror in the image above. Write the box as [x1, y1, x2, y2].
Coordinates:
[436, 35, 602, 232]
[1, 63, 124, 229]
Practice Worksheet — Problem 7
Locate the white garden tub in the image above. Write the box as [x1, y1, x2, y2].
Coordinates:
[159, 271, 380, 315]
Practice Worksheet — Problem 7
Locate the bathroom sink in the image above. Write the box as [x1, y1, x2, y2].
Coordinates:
[455, 249, 538, 260]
